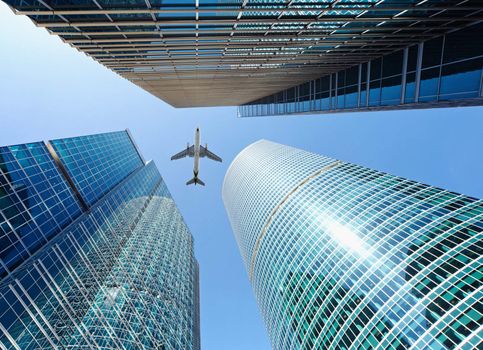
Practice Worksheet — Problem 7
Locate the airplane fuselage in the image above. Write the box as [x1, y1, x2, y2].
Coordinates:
[193, 128, 200, 177]
[171, 127, 221, 186]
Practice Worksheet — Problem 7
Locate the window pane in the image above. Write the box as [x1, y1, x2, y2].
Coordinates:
[423, 37, 443, 68]
[443, 22, 483, 63]
[407, 45, 419, 72]
[337, 71, 345, 88]
[440, 59, 482, 100]
[345, 89, 358, 108]
[381, 76, 402, 105]
[383, 51, 404, 78]
[320, 75, 330, 92]
[337, 89, 345, 109]
[405, 72, 416, 103]
[300, 82, 310, 100]
[370, 58, 382, 81]
[361, 63, 368, 81]
[320, 95, 330, 110]
[360, 82, 367, 107]
[419, 68, 440, 102]
[346, 66, 359, 86]
[369, 80, 381, 106]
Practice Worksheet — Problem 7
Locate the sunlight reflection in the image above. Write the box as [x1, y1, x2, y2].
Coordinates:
[317, 214, 373, 259]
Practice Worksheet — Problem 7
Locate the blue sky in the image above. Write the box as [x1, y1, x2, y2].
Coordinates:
[1, 3, 482, 349]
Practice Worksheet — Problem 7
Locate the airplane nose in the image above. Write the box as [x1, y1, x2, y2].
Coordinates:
[196, 128, 199, 131]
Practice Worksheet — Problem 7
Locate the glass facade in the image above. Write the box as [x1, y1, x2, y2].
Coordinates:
[4, 0, 482, 108]
[0, 131, 200, 350]
[50, 132, 143, 206]
[239, 23, 483, 117]
[223, 140, 482, 350]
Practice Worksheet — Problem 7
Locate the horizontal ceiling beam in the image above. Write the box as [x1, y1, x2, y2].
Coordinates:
[118, 67, 349, 77]
[15, 5, 482, 16]
[80, 47, 405, 59]
[67, 37, 425, 46]
[63, 33, 434, 44]
[88, 49, 396, 58]
[72, 39, 420, 50]
[110, 65, 358, 71]
[36, 16, 483, 28]
[100, 57, 369, 65]
[120, 68, 331, 76]
[104, 57, 364, 69]
[50, 26, 456, 36]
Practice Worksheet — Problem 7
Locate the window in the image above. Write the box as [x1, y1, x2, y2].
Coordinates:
[439, 58, 482, 100]
[381, 76, 402, 106]
[423, 37, 443, 68]
[419, 67, 440, 102]
[370, 58, 382, 81]
[369, 80, 381, 106]
[345, 85, 359, 108]
[443, 23, 483, 63]
[383, 51, 404, 78]
[407, 45, 419, 72]
[346, 66, 359, 86]
[405, 72, 416, 103]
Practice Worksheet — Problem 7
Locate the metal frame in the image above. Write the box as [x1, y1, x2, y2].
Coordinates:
[414, 42, 424, 103]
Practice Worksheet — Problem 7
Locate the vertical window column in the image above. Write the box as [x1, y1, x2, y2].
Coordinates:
[436, 36, 446, 100]
[480, 68, 483, 97]
[365, 61, 371, 107]
[328, 74, 333, 110]
[357, 64, 362, 108]
[401, 48, 409, 104]
[334, 72, 339, 109]
[310, 80, 314, 112]
[283, 89, 288, 115]
[414, 42, 424, 103]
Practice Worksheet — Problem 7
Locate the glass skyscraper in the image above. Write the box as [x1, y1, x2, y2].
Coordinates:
[0, 131, 200, 349]
[223, 140, 482, 350]
[3, 0, 482, 113]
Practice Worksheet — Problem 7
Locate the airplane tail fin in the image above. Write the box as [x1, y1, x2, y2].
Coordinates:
[186, 177, 205, 186]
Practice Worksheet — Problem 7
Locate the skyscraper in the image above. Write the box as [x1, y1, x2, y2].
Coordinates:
[0, 131, 200, 349]
[3, 0, 482, 114]
[223, 140, 482, 350]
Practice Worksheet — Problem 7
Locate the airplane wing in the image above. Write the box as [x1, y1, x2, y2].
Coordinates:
[171, 145, 195, 160]
[199, 146, 222, 162]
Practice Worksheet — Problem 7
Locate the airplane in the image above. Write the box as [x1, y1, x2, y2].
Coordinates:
[170, 128, 222, 186]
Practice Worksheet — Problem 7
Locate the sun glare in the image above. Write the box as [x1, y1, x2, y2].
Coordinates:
[317, 214, 372, 259]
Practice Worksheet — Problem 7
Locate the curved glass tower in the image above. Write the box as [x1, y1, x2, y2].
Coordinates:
[0, 131, 200, 350]
[223, 140, 482, 350]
